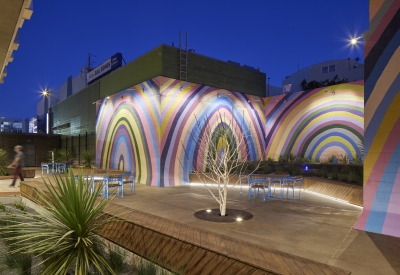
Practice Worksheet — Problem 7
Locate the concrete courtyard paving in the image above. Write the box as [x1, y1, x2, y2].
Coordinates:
[1, 169, 399, 275]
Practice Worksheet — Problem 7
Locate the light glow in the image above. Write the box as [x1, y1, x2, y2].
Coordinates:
[206, 209, 211, 213]
[236, 217, 243, 221]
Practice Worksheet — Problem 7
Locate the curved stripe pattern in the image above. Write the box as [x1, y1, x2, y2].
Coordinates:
[355, 0, 400, 238]
[159, 78, 266, 186]
[96, 80, 161, 186]
[264, 82, 364, 162]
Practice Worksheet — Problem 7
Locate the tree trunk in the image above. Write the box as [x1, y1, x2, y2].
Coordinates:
[220, 185, 228, 216]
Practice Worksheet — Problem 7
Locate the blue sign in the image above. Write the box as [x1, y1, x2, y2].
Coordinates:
[87, 53, 122, 84]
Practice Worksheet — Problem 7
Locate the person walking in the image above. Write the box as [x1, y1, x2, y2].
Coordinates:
[7, 145, 24, 187]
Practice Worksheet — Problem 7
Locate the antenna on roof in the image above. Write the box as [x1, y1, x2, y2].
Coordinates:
[88, 53, 97, 70]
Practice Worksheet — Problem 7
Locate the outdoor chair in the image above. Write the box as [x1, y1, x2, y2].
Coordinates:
[121, 172, 136, 193]
[41, 162, 49, 175]
[248, 176, 270, 201]
[107, 174, 124, 198]
[284, 176, 303, 202]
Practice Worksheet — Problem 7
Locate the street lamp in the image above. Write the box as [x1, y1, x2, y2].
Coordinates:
[350, 34, 363, 46]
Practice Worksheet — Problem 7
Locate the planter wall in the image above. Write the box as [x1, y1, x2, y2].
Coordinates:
[303, 177, 363, 206]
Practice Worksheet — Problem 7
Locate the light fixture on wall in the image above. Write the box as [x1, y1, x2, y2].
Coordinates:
[217, 93, 231, 98]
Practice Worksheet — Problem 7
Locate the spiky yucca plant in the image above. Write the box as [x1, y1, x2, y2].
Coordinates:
[81, 149, 96, 168]
[0, 170, 118, 275]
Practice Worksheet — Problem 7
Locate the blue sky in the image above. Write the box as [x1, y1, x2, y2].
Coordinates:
[0, 0, 368, 119]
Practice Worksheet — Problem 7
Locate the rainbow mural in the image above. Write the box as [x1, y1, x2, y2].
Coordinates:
[158, 77, 266, 186]
[264, 81, 364, 162]
[355, 0, 400, 238]
[95, 77, 365, 188]
[96, 79, 161, 186]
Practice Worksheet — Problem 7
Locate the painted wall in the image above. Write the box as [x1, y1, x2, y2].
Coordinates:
[95, 76, 265, 187]
[355, 0, 400, 238]
[265, 81, 364, 163]
[95, 77, 364, 188]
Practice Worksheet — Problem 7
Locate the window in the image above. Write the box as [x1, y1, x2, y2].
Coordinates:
[321, 65, 336, 74]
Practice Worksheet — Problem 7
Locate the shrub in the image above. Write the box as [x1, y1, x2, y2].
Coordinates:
[81, 149, 96, 168]
[339, 154, 349, 164]
[292, 166, 302, 176]
[321, 166, 328, 178]
[348, 170, 359, 183]
[327, 155, 336, 164]
[262, 165, 273, 174]
[331, 168, 339, 180]
[266, 157, 274, 162]
[339, 173, 348, 181]
[298, 157, 310, 163]
[275, 166, 284, 174]
[0, 148, 8, 176]
[13, 201, 26, 212]
[278, 155, 286, 162]
[288, 153, 296, 162]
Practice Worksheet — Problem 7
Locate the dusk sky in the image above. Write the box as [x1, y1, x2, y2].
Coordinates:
[0, 0, 368, 120]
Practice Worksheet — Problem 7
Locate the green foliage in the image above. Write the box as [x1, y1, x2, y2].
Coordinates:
[347, 170, 359, 183]
[59, 148, 75, 162]
[298, 157, 310, 163]
[134, 259, 158, 275]
[321, 166, 328, 178]
[327, 155, 336, 164]
[300, 75, 349, 90]
[278, 155, 286, 162]
[339, 173, 348, 181]
[275, 166, 284, 174]
[2, 252, 32, 275]
[82, 149, 96, 168]
[0, 148, 9, 176]
[314, 157, 320, 163]
[291, 166, 302, 176]
[0, 201, 5, 212]
[339, 154, 349, 164]
[331, 168, 339, 180]
[13, 201, 26, 212]
[262, 165, 273, 174]
[288, 153, 296, 162]
[352, 154, 361, 164]
[266, 157, 274, 162]
[0, 170, 119, 275]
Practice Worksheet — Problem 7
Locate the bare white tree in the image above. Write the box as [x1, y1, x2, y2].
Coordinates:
[181, 112, 263, 216]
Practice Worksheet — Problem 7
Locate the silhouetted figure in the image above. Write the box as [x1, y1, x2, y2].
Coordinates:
[8, 145, 24, 187]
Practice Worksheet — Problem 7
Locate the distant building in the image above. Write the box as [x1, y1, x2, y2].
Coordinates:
[59, 66, 90, 102]
[36, 89, 60, 134]
[0, 117, 27, 133]
[282, 58, 364, 93]
[0, 0, 33, 84]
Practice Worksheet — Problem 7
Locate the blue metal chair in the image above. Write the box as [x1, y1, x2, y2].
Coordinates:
[121, 172, 136, 193]
[107, 174, 124, 198]
[41, 163, 49, 174]
[248, 176, 270, 201]
[57, 163, 67, 174]
[284, 176, 303, 201]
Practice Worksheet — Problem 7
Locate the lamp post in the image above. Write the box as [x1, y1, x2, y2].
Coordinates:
[42, 89, 52, 134]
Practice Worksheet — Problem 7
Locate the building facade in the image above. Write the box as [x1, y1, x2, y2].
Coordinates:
[282, 58, 364, 93]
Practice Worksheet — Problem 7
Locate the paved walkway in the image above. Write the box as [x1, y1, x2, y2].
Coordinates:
[2, 168, 400, 274]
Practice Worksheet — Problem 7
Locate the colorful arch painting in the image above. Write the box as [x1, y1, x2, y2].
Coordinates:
[96, 80, 161, 186]
[158, 77, 266, 186]
[264, 81, 364, 162]
[355, 0, 400, 238]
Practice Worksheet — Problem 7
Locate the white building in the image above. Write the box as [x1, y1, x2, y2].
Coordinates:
[282, 58, 364, 93]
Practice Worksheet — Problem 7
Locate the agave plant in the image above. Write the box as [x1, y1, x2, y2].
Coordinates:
[0, 148, 8, 176]
[59, 148, 75, 163]
[81, 149, 96, 168]
[0, 170, 119, 275]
